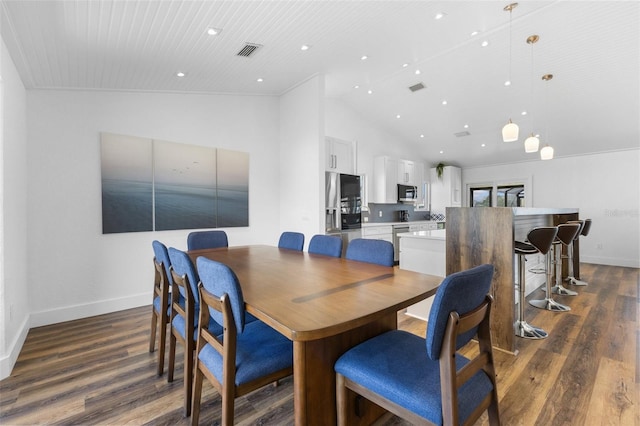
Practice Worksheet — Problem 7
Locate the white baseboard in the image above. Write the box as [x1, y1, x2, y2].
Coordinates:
[29, 292, 151, 328]
[580, 257, 639, 269]
[0, 315, 30, 380]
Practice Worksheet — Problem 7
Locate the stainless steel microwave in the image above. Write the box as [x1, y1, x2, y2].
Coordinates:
[397, 184, 418, 203]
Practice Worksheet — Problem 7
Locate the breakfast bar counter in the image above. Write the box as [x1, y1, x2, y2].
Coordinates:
[445, 207, 580, 353]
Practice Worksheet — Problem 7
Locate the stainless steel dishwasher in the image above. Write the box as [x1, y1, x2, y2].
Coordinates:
[392, 225, 410, 263]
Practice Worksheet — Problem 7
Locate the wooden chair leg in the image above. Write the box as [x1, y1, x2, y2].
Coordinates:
[221, 380, 235, 426]
[191, 366, 204, 426]
[167, 333, 176, 383]
[336, 374, 348, 426]
[184, 342, 194, 417]
[149, 308, 157, 353]
[156, 319, 166, 376]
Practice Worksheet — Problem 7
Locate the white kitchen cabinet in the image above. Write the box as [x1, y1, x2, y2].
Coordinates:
[430, 166, 462, 212]
[362, 225, 393, 243]
[326, 137, 354, 174]
[397, 159, 415, 185]
[399, 230, 446, 321]
[372, 156, 398, 203]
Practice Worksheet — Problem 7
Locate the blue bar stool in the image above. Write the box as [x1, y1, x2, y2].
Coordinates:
[514, 227, 558, 339]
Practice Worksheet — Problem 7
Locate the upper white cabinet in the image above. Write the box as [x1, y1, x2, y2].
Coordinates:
[326, 137, 355, 174]
[372, 156, 398, 203]
[430, 166, 462, 210]
[397, 159, 416, 185]
[373, 156, 425, 204]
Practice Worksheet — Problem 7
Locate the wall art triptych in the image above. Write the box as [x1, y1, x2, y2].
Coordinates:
[100, 132, 249, 234]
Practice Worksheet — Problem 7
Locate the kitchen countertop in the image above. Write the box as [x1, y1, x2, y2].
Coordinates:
[362, 220, 440, 227]
[397, 229, 446, 240]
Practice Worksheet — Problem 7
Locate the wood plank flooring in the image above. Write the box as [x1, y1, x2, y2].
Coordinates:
[0, 263, 637, 425]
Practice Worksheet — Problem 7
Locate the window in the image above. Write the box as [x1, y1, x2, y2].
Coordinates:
[470, 187, 493, 207]
[497, 185, 525, 207]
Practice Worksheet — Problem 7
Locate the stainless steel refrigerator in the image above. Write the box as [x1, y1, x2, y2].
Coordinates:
[325, 172, 362, 255]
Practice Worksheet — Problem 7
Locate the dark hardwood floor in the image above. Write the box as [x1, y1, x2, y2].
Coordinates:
[0, 263, 637, 425]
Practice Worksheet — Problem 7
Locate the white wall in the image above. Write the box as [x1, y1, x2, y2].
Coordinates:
[25, 90, 282, 328]
[279, 76, 324, 245]
[463, 150, 640, 267]
[0, 38, 30, 378]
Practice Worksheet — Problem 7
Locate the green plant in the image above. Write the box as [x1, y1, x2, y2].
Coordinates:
[435, 162, 446, 180]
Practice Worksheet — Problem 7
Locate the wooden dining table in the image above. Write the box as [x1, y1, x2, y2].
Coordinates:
[188, 245, 442, 425]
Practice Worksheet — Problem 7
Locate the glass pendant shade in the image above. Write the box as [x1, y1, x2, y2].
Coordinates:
[540, 145, 554, 160]
[502, 119, 519, 142]
[524, 134, 540, 153]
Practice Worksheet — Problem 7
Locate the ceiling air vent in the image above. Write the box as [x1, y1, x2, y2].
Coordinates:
[408, 82, 426, 92]
[454, 131, 471, 137]
[237, 43, 263, 57]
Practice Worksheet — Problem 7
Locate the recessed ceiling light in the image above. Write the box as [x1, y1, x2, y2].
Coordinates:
[434, 12, 446, 20]
[257, 78, 263, 82]
[481, 143, 486, 147]
[464, 124, 469, 129]
[367, 89, 373, 94]
[207, 27, 222, 36]
[361, 55, 368, 60]
[439, 150, 444, 154]
[442, 100, 448, 105]
[354, 85, 360, 89]
[470, 30, 479, 37]
[504, 80, 511, 86]
[402, 63, 409, 68]
[176, 71, 186, 77]
[521, 111, 528, 115]
[420, 134, 425, 138]
[301, 44, 311, 51]
[415, 69, 421, 75]
[396, 114, 401, 119]
[481, 40, 489, 47]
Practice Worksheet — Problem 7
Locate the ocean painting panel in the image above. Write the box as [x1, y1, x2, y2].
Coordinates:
[217, 149, 249, 227]
[154, 140, 218, 231]
[100, 133, 153, 233]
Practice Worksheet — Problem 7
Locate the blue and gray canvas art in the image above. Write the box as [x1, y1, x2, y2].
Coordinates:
[101, 133, 249, 234]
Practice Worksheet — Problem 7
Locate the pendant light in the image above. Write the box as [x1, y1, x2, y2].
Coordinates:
[540, 74, 554, 160]
[502, 3, 519, 142]
[524, 35, 540, 153]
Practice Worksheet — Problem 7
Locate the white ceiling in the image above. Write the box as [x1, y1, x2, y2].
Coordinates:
[2, 0, 638, 168]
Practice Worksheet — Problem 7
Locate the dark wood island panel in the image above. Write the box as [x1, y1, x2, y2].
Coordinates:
[445, 207, 579, 353]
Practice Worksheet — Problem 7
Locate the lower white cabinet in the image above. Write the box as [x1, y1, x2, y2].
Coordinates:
[362, 225, 393, 243]
[399, 232, 446, 321]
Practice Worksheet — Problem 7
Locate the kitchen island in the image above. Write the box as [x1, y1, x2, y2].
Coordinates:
[446, 207, 580, 353]
[398, 229, 446, 321]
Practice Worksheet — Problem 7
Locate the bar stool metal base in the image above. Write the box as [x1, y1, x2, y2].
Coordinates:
[529, 298, 571, 312]
[515, 320, 548, 339]
[567, 276, 588, 286]
[551, 284, 578, 296]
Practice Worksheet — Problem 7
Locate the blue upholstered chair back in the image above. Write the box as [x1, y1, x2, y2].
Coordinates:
[168, 248, 201, 305]
[308, 234, 343, 258]
[152, 240, 173, 286]
[425, 264, 494, 360]
[187, 230, 229, 251]
[345, 238, 394, 267]
[278, 232, 305, 251]
[197, 257, 246, 333]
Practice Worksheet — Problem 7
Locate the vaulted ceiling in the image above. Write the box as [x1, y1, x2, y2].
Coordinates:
[2, 0, 638, 167]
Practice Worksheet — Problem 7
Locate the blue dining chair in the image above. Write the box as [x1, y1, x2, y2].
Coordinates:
[308, 234, 343, 258]
[191, 257, 294, 426]
[345, 238, 394, 266]
[335, 264, 500, 426]
[167, 247, 216, 416]
[150, 240, 174, 376]
[278, 231, 305, 251]
[187, 230, 229, 251]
